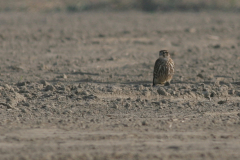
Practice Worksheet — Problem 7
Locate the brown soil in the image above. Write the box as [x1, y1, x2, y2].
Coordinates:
[0, 11, 240, 160]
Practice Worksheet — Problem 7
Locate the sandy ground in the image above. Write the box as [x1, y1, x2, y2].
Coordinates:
[0, 11, 240, 160]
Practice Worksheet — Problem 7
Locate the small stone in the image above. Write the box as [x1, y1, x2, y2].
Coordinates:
[157, 87, 168, 96]
[83, 94, 97, 100]
[23, 103, 30, 107]
[210, 91, 216, 97]
[197, 73, 204, 79]
[228, 83, 233, 88]
[37, 84, 44, 90]
[220, 86, 228, 96]
[40, 80, 50, 86]
[137, 85, 144, 91]
[76, 89, 88, 95]
[172, 90, 176, 95]
[189, 92, 196, 98]
[185, 28, 196, 33]
[45, 85, 55, 91]
[203, 89, 210, 98]
[214, 80, 220, 87]
[162, 100, 167, 104]
[3, 84, 14, 91]
[63, 110, 72, 114]
[108, 56, 115, 61]
[16, 82, 26, 86]
[218, 100, 226, 104]
[229, 89, 235, 95]
[143, 91, 151, 97]
[151, 101, 160, 105]
[107, 86, 117, 92]
[62, 74, 67, 79]
[143, 84, 151, 87]
[207, 35, 219, 40]
[112, 103, 119, 109]
[213, 44, 221, 49]
[57, 85, 70, 92]
[98, 34, 105, 38]
[136, 97, 142, 102]
[42, 105, 51, 109]
[24, 93, 32, 99]
[192, 88, 197, 92]
[177, 105, 183, 109]
[19, 86, 29, 93]
[124, 103, 131, 109]
[142, 121, 147, 126]
[116, 98, 122, 101]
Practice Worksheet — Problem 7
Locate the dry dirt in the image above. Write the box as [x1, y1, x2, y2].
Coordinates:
[0, 11, 240, 160]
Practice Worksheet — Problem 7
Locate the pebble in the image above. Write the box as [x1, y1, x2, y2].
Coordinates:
[185, 28, 196, 33]
[112, 103, 119, 109]
[203, 89, 210, 98]
[137, 85, 144, 91]
[197, 73, 204, 79]
[16, 82, 27, 86]
[83, 94, 97, 100]
[79, 90, 89, 95]
[143, 91, 151, 97]
[161, 100, 167, 104]
[189, 92, 196, 98]
[214, 80, 220, 87]
[229, 89, 235, 95]
[219, 86, 228, 96]
[124, 103, 131, 109]
[210, 91, 216, 97]
[213, 44, 221, 49]
[157, 87, 168, 96]
[142, 121, 147, 126]
[62, 74, 68, 79]
[3, 84, 14, 91]
[45, 85, 55, 91]
[107, 86, 119, 92]
[40, 80, 50, 86]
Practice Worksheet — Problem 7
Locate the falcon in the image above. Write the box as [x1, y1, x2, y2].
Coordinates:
[153, 50, 174, 86]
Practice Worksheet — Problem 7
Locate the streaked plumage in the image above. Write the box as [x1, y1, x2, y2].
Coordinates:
[153, 50, 174, 86]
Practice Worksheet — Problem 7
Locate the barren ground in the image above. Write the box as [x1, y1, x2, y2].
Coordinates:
[0, 11, 240, 160]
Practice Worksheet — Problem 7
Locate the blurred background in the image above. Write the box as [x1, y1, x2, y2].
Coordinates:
[0, 0, 240, 12]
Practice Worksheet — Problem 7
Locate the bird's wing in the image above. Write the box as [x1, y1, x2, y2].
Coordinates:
[153, 58, 166, 78]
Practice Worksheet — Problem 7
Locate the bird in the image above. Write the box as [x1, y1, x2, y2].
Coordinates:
[153, 50, 174, 86]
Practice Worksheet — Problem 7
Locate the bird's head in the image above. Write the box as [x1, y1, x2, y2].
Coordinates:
[159, 50, 170, 58]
